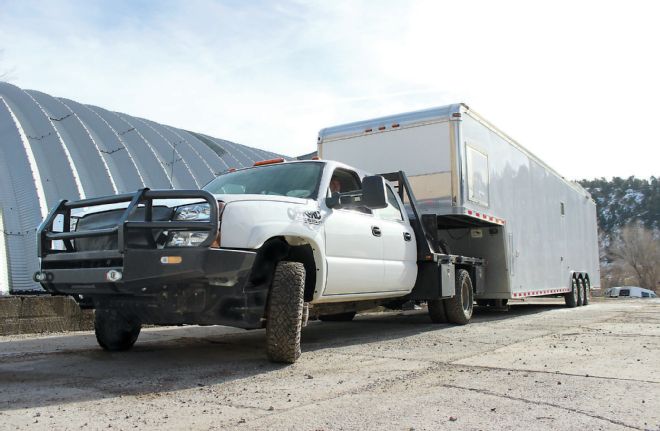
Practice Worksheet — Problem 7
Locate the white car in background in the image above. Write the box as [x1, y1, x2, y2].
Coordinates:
[605, 286, 657, 298]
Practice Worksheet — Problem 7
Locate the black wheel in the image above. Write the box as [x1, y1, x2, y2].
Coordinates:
[94, 309, 141, 351]
[319, 311, 356, 322]
[428, 299, 448, 323]
[582, 278, 590, 306]
[266, 261, 306, 364]
[444, 269, 474, 325]
[564, 277, 579, 308]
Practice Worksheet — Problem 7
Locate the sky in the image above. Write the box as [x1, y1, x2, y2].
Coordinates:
[0, 0, 658, 180]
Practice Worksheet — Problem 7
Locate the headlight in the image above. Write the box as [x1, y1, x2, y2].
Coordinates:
[167, 231, 209, 247]
[166, 202, 223, 247]
[173, 203, 211, 221]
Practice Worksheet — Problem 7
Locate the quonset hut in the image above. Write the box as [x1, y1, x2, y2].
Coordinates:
[0, 82, 284, 294]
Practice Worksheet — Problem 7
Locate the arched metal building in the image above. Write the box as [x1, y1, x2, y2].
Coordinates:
[0, 82, 284, 294]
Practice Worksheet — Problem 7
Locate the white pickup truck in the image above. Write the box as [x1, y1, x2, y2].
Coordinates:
[35, 158, 481, 363]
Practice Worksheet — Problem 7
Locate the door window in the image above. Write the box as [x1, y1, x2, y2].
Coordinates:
[374, 186, 404, 221]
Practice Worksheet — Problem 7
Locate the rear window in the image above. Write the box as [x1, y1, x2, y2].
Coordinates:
[619, 289, 630, 296]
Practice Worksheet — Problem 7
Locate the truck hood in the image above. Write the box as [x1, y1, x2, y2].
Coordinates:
[71, 193, 313, 217]
[212, 194, 312, 206]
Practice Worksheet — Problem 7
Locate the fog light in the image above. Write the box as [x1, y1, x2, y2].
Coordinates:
[34, 271, 47, 282]
[106, 269, 123, 282]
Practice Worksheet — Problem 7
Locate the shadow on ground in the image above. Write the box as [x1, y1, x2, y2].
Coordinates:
[0, 301, 568, 411]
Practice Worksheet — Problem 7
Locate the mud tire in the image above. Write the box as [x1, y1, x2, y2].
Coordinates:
[266, 261, 306, 364]
[94, 309, 141, 351]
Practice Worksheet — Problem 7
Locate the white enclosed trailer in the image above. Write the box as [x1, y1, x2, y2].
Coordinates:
[318, 103, 600, 304]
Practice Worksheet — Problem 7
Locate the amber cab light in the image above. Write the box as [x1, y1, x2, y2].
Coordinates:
[254, 157, 285, 166]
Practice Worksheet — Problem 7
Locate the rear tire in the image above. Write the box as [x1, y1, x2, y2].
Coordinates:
[319, 311, 356, 322]
[564, 277, 579, 308]
[266, 261, 306, 364]
[444, 269, 474, 325]
[94, 309, 141, 351]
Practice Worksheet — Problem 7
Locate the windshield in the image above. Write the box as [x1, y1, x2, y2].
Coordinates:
[203, 162, 324, 199]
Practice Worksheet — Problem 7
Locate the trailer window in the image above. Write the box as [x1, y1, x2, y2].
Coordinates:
[466, 146, 489, 206]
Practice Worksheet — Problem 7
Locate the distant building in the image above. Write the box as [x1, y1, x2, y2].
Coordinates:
[0, 82, 284, 294]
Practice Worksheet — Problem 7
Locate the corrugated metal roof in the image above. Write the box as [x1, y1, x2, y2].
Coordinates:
[0, 81, 286, 294]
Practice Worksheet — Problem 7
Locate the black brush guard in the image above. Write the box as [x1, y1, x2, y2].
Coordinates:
[35, 189, 263, 328]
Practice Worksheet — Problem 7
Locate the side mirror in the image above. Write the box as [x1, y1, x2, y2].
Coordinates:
[324, 176, 388, 210]
[361, 175, 388, 209]
[326, 192, 341, 209]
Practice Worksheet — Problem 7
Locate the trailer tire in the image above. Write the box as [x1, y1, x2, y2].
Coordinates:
[319, 311, 356, 322]
[565, 277, 579, 308]
[576, 277, 584, 307]
[94, 309, 141, 351]
[428, 299, 448, 323]
[583, 278, 590, 306]
[444, 269, 474, 325]
[266, 261, 306, 364]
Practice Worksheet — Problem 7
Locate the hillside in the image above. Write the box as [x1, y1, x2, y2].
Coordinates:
[578, 176, 659, 236]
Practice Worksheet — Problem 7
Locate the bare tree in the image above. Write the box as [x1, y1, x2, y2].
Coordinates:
[608, 223, 660, 291]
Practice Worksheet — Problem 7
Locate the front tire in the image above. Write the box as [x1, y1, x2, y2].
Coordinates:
[444, 269, 474, 325]
[266, 261, 306, 364]
[94, 309, 141, 351]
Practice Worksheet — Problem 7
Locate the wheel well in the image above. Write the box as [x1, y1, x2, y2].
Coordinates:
[250, 237, 317, 302]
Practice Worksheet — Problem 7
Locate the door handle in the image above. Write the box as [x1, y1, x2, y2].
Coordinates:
[403, 232, 412, 241]
[371, 226, 381, 237]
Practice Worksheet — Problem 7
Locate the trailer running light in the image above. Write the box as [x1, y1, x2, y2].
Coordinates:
[464, 209, 505, 226]
[378, 126, 386, 131]
[254, 157, 284, 166]
[365, 128, 373, 133]
[106, 270, 122, 282]
[392, 123, 400, 128]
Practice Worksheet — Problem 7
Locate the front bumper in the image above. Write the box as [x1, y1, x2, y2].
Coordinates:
[38, 248, 255, 292]
[37, 247, 267, 329]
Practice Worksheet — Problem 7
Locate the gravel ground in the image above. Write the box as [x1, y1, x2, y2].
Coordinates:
[0, 298, 659, 430]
